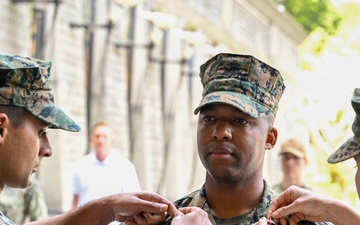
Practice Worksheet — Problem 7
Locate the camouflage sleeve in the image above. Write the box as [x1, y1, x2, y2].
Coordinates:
[156, 194, 197, 225]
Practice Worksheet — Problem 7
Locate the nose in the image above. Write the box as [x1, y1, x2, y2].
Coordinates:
[99, 137, 106, 143]
[212, 121, 232, 140]
[39, 135, 53, 157]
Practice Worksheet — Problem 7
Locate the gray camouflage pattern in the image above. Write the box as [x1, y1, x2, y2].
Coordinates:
[0, 54, 80, 132]
[158, 180, 332, 225]
[194, 53, 285, 118]
[328, 88, 360, 163]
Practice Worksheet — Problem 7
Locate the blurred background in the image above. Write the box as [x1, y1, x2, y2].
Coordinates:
[1, 0, 360, 215]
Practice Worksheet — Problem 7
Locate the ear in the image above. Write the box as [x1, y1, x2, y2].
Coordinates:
[0, 113, 9, 143]
[265, 126, 278, 150]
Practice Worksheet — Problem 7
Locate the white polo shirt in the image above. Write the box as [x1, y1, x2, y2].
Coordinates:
[72, 150, 141, 207]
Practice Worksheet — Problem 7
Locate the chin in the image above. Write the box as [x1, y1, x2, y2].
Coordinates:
[8, 181, 30, 189]
[19, 179, 32, 188]
[18, 176, 33, 188]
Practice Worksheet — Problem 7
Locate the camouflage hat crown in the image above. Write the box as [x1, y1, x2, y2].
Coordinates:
[194, 53, 285, 118]
[328, 88, 360, 163]
[0, 54, 80, 132]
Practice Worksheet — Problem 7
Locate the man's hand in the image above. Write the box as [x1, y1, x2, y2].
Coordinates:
[171, 207, 212, 225]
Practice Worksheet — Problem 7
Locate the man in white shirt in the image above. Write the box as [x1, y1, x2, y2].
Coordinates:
[71, 122, 141, 208]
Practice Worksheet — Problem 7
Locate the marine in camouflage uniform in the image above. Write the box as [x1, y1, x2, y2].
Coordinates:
[0, 54, 80, 224]
[159, 53, 332, 225]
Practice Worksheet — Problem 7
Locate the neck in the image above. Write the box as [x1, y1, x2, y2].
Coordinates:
[96, 149, 110, 161]
[205, 175, 264, 218]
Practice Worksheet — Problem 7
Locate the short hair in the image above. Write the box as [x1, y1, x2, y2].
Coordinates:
[0, 106, 28, 127]
[91, 122, 112, 132]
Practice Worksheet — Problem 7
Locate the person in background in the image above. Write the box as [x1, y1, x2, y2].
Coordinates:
[71, 122, 141, 209]
[0, 175, 48, 224]
[135, 53, 330, 225]
[272, 138, 311, 193]
[0, 53, 211, 225]
[254, 88, 360, 225]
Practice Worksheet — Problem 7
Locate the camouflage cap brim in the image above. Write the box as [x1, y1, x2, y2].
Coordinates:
[328, 88, 360, 164]
[193, 91, 271, 118]
[327, 135, 360, 164]
[26, 105, 80, 132]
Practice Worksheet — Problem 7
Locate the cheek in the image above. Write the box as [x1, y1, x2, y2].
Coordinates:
[19, 135, 40, 160]
[197, 125, 206, 145]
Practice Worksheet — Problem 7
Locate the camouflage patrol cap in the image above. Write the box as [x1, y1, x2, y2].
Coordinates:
[328, 88, 360, 163]
[194, 53, 285, 118]
[0, 54, 80, 132]
[280, 138, 308, 161]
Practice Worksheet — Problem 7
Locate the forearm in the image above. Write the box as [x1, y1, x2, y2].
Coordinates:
[326, 199, 360, 225]
[24, 191, 177, 225]
[25, 199, 111, 225]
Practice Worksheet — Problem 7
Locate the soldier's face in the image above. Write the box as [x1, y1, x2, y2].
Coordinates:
[0, 112, 52, 190]
[280, 153, 306, 179]
[196, 104, 276, 183]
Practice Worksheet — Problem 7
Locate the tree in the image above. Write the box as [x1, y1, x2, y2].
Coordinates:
[274, 0, 341, 34]
[285, 2, 360, 206]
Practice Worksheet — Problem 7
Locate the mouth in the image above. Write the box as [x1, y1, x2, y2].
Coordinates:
[32, 164, 40, 173]
[209, 147, 235, 159]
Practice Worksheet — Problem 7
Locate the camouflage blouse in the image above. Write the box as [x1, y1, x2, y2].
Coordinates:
[159, 180, 333, 225]
[0, 211, 14, 225]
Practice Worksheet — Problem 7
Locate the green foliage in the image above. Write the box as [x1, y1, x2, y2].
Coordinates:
[291, 2, 360, 206]
[274, 0, 341, 34]
[297, 28, 329, 70]
[297, 2, 360, 70]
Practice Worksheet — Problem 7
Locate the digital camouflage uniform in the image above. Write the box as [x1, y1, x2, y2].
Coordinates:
[160, 180, 332, 225]
[0, 179, 48, 224]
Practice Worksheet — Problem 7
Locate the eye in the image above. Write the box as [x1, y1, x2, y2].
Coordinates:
[202, 115, 214, 122]
[234, 117, 248, 124]
[39, 127, 48, 137]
